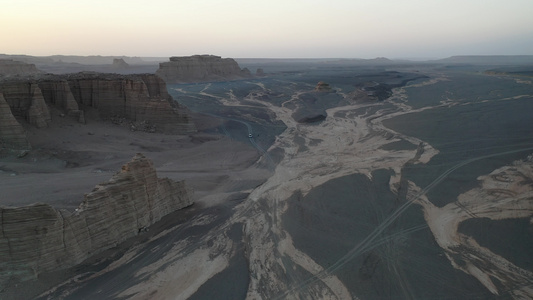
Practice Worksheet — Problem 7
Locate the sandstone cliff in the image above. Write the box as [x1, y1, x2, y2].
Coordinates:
[0, 154, 193, 286]
[156, 55, 252, 83]
[0, 93, 31, 151]
[0, 82, 51, 128]
[0, 73, 196, 138]
[65, 73, 196, 133]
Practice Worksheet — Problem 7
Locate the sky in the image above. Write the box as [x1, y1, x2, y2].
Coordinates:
[1, 0, 533, 59]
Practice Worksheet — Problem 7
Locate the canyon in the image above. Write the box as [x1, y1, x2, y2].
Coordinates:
[0, 55, 532, 299]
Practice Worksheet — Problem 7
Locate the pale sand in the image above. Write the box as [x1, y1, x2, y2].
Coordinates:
[238, 81, 437, 298]
[416, 156, 533, 297]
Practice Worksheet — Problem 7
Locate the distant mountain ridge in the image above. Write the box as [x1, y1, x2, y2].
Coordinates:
[3, 53, 533, 67]
[0, 54, 158, 65]
[434, 55, 533, 65]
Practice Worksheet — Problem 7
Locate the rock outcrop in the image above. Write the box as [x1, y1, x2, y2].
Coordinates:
[314, 81, 332, 92]
[0, 73, 196, 136]
[0, 93, 31, 151]
[65, 73, 195, 133]
[0, 59, 42, 77]
[156, 55, 252, 83]
[112, 58, 130, 69]
[0, 82, 51, 128]
[0, 154, 194, 286]
[38, 79, 86, 123]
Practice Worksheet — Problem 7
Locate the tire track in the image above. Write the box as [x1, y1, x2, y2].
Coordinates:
[276, 146, 533, 298]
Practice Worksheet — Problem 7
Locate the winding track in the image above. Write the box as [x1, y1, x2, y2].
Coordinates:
[275, 145, 533, 298]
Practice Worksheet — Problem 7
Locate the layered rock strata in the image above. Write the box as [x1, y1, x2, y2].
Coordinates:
[0, 93, 31, 151]
[0, 73, 196, 146]
[65, 73, 195, 133]
[156, 55, 252, 83]
[0, 154, 194, 286]
[0, 82, 51, 128]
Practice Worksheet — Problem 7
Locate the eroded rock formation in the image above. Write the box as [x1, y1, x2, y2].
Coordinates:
[0, 73, 196, 140]
[0, 93, 30, 151]
[65, 73, 195, 133]
[0, 154, 194, 286]
[0, 82, 51, 128]
[156, 55, 252, 83]
[314, 81, 332, 92]
[112, 58, 130, 69]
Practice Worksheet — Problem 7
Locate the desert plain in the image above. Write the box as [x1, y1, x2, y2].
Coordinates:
[1, 55, 532, 299]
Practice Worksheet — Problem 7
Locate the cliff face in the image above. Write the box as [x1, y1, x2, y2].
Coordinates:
[156, 55, 252, 83]
[38, 80, 80, 112]
[66, 73, 195, 133]
[0, 73, 196, 145]
[0, 82, 51, 128]
[0, 154, 193, 285]
[0, 93, 31, 151]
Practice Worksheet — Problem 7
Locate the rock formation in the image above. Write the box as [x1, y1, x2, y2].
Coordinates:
[65, 73, 195, 133]
[156, 55, 252, 83]
[0, 154, 194, 286]
[314, 81, 332, 92]
[38, 79, 86, 123]
[0, 93, 31, 151]
[0, 59, 42, 77]
[0, 82, 51, 128]
[112, 58, 130, 69]
[0, 73, 196, 138]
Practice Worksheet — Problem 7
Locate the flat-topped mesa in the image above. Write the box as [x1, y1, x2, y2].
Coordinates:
[0, 154, 194, 286]
[0, 59, 43, 77]
[156, 54, 252, 83]
[112, 58, 130, 69]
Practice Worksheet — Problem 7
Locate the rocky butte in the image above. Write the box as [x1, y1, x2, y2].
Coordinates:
[314, 81, 332, 92]
[112, 58, 130, 70]
[156, 55, 252, 83]
[0, 153, 194, 286]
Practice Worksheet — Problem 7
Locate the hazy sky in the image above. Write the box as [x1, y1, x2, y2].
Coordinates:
[2, 0, 532, 58]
